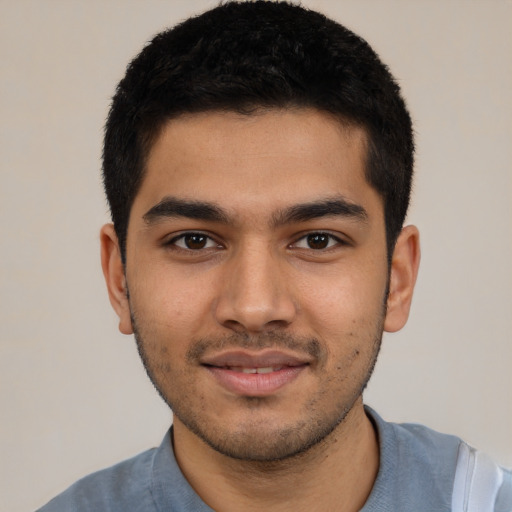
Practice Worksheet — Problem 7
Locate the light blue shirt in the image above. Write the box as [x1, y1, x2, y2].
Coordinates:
[37, 407, 512, 511]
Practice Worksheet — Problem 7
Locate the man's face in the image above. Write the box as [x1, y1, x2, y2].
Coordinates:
[106, 109, 406, 461]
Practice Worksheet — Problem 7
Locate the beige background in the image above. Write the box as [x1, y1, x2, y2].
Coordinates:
[1, 1, 511, 511]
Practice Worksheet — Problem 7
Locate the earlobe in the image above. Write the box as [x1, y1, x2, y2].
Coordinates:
[384, 225, 421, 333]
[100, 224, 133, 335]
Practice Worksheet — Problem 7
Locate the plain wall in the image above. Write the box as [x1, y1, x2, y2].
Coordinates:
[1, 1, 510, 511]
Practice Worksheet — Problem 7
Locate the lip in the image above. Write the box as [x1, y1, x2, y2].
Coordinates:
[201, 349, 311, 397]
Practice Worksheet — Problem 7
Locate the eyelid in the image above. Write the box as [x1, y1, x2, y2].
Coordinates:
[290, 231, 347, 250]
[162, 230, 348, 252]
[165, 231, 222, 250]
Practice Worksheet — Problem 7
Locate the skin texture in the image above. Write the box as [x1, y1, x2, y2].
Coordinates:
[101, 109, 420, 511]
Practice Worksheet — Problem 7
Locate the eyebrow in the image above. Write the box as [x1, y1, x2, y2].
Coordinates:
[143, 197, 229, 224]
[143, 195, 367, 226]
[271, 197, 368, 227]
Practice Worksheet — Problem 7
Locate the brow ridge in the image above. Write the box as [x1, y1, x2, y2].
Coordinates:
[271, 197, 368, 227]
[143, 197, 229, 224]
[143, 195, 368, 227]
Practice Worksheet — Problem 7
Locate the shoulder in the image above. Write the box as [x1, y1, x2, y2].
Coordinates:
[36, 445, 158, 512]
[36, 428, 215, 512]
[364, 407, 512, 511]
[369, 407, 463, 482]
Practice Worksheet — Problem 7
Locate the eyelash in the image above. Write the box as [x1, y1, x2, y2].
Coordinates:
[292, 232, 345, 251]
[166, 232, 222, 251]
[165, 231, 346, 252]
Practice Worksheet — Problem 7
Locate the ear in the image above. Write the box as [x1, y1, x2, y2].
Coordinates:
[100, 224, 133, 335]
[384, 225, 421, 333]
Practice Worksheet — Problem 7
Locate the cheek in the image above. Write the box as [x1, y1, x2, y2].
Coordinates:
[296, 264, 388, 335]
[127, 264, 215, 338]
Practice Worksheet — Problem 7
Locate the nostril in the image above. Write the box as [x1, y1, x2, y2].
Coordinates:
[220, 319, 247, 332]
[218, 317, 293, 336]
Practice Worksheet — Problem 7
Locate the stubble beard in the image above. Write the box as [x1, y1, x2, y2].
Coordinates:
[131, 310, 384, 463]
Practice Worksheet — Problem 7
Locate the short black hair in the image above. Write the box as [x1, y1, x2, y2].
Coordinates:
[103, 0, 414, 261]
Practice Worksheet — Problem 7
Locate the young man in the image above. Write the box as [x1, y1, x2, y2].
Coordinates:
[38, 2, 511, 511]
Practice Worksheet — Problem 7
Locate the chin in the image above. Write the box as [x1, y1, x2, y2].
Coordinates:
[176, 405, 350, 462]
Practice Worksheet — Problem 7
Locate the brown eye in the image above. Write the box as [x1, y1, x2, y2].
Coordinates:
[171, 233, 218, 250]
[183, 234, 208, 249]
[307, 233, 330, 249]
[292, 232, 342, 251]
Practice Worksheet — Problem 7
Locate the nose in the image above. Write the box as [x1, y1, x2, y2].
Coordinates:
[214, 243, 297, 333]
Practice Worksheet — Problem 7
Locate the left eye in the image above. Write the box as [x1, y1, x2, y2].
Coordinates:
[293, 233, 341, 250]
[170, 233, 219, 250]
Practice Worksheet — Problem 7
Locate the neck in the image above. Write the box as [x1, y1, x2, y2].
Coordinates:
[172, 400, 379, 512]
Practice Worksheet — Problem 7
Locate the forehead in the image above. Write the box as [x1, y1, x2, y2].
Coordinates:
[133, 108, 379, 221]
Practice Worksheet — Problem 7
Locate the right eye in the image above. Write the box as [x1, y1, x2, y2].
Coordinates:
[168, 232, 220, 251]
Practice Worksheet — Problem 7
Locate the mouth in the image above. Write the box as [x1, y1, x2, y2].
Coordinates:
[223, 366, 288, 374]
[200, 350, 311, 397]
